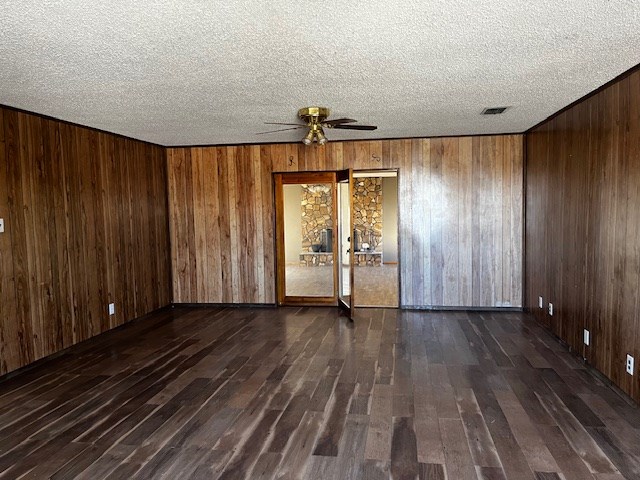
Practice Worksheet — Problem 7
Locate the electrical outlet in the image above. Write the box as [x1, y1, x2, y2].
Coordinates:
[627, 354, 634, 375]
[539, 296, 543, 308]
[548, 303, 553, 316]
[583, 329, 590, 346]
[0, 218, 4, 233]
[108, 303, 115, 316]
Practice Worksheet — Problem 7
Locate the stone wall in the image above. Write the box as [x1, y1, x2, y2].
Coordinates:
[299, 253, 334, 267]
[301, 184, 333, 251]
[355, 252, 382, 266]
[299, 179, 383, 254]
[354, 177, 383, 252]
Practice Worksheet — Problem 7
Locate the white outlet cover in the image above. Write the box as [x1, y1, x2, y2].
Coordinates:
[108, 303, 115, 316]
[627, 354, 634, 375]
[583, 329, 590, 346]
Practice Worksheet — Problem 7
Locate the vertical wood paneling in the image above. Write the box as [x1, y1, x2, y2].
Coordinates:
[396, 139, 414, 306]
[192, 148, 207, 302]
[228, 147, 241, 302]
[260, 145, 276, 303]
[98, 133, 114, 331]
[0, 108, 21, 373]
[509, 137, 523, 307]
[168, 134, 523, 308]
[24, 114, 47, 358]
[525, 69, 640, 402]
[458, 138, 473, 305]
[217, 147, 232, 302]
[6, 111, 35, 366]
[251, 146, 265, 303]
[630, 71, 640, 406]
[0, 106, 171, 376]
[203, 148, 221, 302]
[476, 137, 497, 306]
[442, 138, 459, 305]
[416, 139, 430, 307]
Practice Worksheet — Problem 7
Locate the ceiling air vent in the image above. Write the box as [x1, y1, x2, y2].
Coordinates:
[482, 107, 509, 115]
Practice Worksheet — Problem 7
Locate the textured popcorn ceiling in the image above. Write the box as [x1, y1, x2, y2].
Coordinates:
[1, 1, 639, 146]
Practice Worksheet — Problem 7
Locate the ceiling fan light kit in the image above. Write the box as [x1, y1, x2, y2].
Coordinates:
[298, 107, 331, 145]
[315, 128, 327, 145]
[302, 129, 315, 145]
[258, 106, 377, 145]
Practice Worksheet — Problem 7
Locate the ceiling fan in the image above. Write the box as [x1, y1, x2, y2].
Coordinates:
[258, 107, 377, 145]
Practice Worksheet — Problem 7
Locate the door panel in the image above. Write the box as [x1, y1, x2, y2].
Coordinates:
[275, 172, 338, 306]
[337, 169, 355, 319]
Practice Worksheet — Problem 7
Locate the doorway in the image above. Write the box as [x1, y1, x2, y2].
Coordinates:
[274, 169, 398, 311]
[275, 172, 338, 306]
[351, 171, 399, 308]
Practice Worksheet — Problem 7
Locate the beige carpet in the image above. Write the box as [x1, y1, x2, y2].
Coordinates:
[354, 264, 398, 307]
[284, 264, 398, 307]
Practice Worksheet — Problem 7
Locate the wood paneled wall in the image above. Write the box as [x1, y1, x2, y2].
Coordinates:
[167, 135, 523, 308]
[0, 106, 171, 376]
[525, 69, 640, 402]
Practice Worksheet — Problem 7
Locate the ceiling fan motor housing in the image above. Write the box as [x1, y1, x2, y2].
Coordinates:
[298, 107, 330, 124]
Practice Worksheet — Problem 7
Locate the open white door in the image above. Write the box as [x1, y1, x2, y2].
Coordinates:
[336, 169, 355, 320]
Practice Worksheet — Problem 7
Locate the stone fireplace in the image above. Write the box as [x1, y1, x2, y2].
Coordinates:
[353, 177, 383, 253]
[300, 184, 333, 252]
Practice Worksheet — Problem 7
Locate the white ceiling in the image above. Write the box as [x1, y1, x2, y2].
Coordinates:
[1, 1, 639, 146]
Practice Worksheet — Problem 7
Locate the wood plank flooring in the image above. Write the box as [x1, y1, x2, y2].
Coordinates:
[0, 306, 639, 479]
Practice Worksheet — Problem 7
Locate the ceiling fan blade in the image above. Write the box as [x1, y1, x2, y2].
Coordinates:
[323, 117, 357, 126]
[256, 126, 306, 135]
[264, 122, 306, 126]
[331, 124, 378, 131]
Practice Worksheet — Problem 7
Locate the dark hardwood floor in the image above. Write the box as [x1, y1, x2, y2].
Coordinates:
[0, 306, 639, 479]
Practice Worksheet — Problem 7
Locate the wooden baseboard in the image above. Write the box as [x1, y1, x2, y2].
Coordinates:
[402, 305, 524, 312]
[172, 302, 277, 308]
